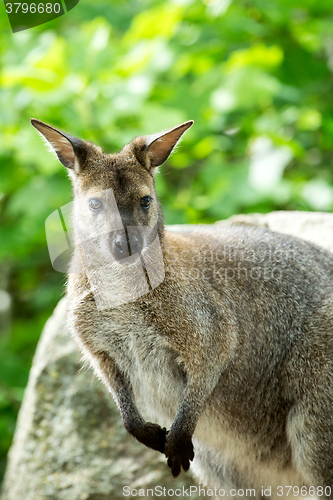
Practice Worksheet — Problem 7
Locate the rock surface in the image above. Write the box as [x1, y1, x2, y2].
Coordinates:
[2, 211, 333, 500]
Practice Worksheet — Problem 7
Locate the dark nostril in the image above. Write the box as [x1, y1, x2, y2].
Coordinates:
[130, 235, 139, 253]
[115, 236, 124, 253]
[113, 232, 140, 261]
[114, 234, 129, 259]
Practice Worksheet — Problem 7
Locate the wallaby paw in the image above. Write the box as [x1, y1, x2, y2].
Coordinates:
[135, 423, 167, 453]
[164, 432, 194, 477]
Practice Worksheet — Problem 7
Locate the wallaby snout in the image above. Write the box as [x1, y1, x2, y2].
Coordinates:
[113, 229, 140, 261]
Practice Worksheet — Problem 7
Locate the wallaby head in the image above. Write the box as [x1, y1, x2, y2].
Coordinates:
[31, 119, 193, 263]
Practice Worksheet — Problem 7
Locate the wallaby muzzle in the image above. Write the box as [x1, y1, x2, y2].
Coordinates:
[112, 229, 140, 261]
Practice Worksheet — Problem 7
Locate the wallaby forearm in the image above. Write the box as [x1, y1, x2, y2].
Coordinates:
[85, 348, 168, 453]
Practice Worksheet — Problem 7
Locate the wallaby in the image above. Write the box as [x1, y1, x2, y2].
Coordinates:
[32, 118, 333, 499]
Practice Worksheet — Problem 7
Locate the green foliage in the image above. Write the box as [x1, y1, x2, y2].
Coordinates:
[1, 0, 333, 483]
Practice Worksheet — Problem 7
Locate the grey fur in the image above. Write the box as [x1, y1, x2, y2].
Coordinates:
[31, 118, 333, 499]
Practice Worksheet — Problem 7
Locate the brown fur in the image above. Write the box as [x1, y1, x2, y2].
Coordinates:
[32, 118, 333, 499]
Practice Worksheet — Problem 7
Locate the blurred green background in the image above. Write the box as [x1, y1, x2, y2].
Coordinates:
[1, 0, 333, 484]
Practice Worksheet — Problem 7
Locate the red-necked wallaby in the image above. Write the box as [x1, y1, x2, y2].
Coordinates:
[32, 118, 333, 499]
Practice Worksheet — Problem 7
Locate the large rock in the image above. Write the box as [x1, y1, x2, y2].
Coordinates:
[2, 211, 333, 500]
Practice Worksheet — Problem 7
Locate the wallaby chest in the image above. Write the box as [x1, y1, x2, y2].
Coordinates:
[67, 288, 186, 422]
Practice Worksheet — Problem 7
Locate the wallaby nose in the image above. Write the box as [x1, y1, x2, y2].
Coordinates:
[129, 234, 139, 253]
[113, 232, 140, 261]
[114, 233, 129, 259]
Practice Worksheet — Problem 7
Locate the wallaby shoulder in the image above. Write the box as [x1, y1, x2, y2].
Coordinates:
[165, 222, 333, 269]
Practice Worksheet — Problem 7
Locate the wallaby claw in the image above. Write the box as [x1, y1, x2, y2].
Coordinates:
[164, 433, 194, 477]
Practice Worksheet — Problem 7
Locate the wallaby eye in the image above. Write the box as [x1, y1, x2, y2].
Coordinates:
[89, 198, 102, 211]
[140, 196, 152, 209]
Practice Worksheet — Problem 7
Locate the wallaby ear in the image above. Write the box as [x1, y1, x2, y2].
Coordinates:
[133, 120, 194, 171]
[30, 119, 87, 173]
